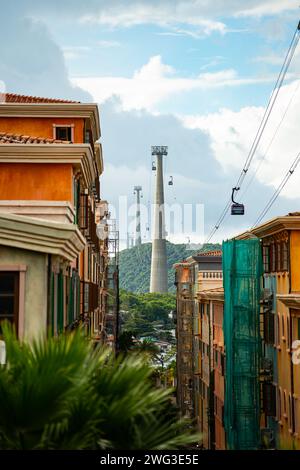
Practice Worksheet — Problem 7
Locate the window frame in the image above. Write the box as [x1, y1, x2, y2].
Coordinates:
[0, 266, 27, 338]
[53, 124, 74, 142]
[263, 245, 270, 273]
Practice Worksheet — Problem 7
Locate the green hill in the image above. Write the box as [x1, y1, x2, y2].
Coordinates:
[119, 241, 221, 293]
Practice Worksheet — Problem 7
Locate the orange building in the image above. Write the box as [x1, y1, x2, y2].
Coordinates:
[197, 288, 225, 450]
[0, 93, 115, 345]
[174, 250, 223, 448]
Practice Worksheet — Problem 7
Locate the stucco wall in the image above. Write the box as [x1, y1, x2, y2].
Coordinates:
[0, 163, 73, 202]
[291, 231, 300, 293]
[0, 245, 48, 340]
[0, 117, 84, 143]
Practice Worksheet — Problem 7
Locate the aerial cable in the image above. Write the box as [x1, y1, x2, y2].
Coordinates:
[253, 150, 300, 228]
[205, 21, 300, 243]
[240, 78, 300, 201]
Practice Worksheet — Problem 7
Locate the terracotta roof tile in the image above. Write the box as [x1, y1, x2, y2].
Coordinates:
[0, 132, 72, 144]
[198, 249, 222, 257]
[0, 92, 80, 104]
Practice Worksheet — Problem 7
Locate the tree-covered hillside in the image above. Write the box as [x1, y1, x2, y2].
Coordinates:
[119, 290, 176, 340]
[119, 241, 221, 293]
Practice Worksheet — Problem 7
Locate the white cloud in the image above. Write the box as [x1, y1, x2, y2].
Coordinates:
[252, 53, 284, 66]
[236, 0, 299, 17]
[181, 79, 300, 200]
[80, 4, 228, 33]
[97, 40, 122, 48]
[73, 55, 274, 111]
[79, 0, 298, 29]
[62, 46, 90, 60]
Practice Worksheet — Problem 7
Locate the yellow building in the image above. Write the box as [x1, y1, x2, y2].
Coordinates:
[237, 213, 300, 449]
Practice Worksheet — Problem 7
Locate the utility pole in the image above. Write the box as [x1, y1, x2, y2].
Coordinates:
[150, 146, 168, 293]
[134, 186, 142, 246]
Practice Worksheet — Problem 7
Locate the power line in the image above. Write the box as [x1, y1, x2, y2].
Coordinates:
[240, 78, 300, 201]
[205, 21, 300, 243]
[253, 150, 300, 227]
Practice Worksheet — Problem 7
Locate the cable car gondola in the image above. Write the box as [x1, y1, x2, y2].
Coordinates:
[168, 176, 173, 186]
[231, 187, 244, 215]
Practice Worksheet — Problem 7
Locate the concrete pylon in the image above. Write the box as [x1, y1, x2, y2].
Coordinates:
[150, 146, 168, 293]
[134, 186, 142, 246]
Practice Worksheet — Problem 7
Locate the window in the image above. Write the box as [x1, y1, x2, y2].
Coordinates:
[294, 398, 300, 434]
[288, 394, 294, 431]
[277, 243, 281, 271]
[214, 350, 218, 366]
[200, 303, 204, 316]
[287, 316, 291, 349]
[263, 382, 276, 417]
[271, 244, 276, 272]
[283, 391, 287, 417]
[79, 193, 89, 230]
[282, 241, 289, 271]
[221, 354, 225, 376]
[278, 387, 282, 421]
[0, 272, 19, 333]
[282, 315, 285, 340]
[276, 314, 280, 345]
[263, 245, 270, 273]
[55, 126, 72, 141]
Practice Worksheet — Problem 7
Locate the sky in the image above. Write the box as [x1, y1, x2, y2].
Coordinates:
[1, 0, 300, 247]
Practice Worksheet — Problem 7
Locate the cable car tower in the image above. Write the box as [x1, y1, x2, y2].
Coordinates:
[150, 146, 168, 293]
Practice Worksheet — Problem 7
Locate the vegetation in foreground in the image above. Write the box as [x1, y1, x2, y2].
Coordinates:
[0, 323, 197, 450]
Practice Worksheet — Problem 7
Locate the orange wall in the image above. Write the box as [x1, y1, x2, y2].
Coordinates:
[290, 231, 300, 292]
[0, 163, 73, 202]
[0, 117, 85, 143]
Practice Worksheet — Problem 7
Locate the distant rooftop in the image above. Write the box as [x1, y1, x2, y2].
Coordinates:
[198, 249, 222, 257]
[0, 92, 80, 104]
[0, 132, 71, 145]
[288, 212, 300, 216]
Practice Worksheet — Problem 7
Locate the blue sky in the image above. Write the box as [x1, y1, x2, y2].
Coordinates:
[1, 1, 300, 246]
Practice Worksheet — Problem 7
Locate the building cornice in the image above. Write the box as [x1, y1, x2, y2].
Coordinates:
[277, 293, 300, 310]
[235, 216, 300, 240]
[197, 289, 224, 301]
[0, 102, 101, 142]
[0, 200, 75, 224]
[94, 142, 104, 174]
[0, 213, 85, 261]
[0, 143, 96, 188]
